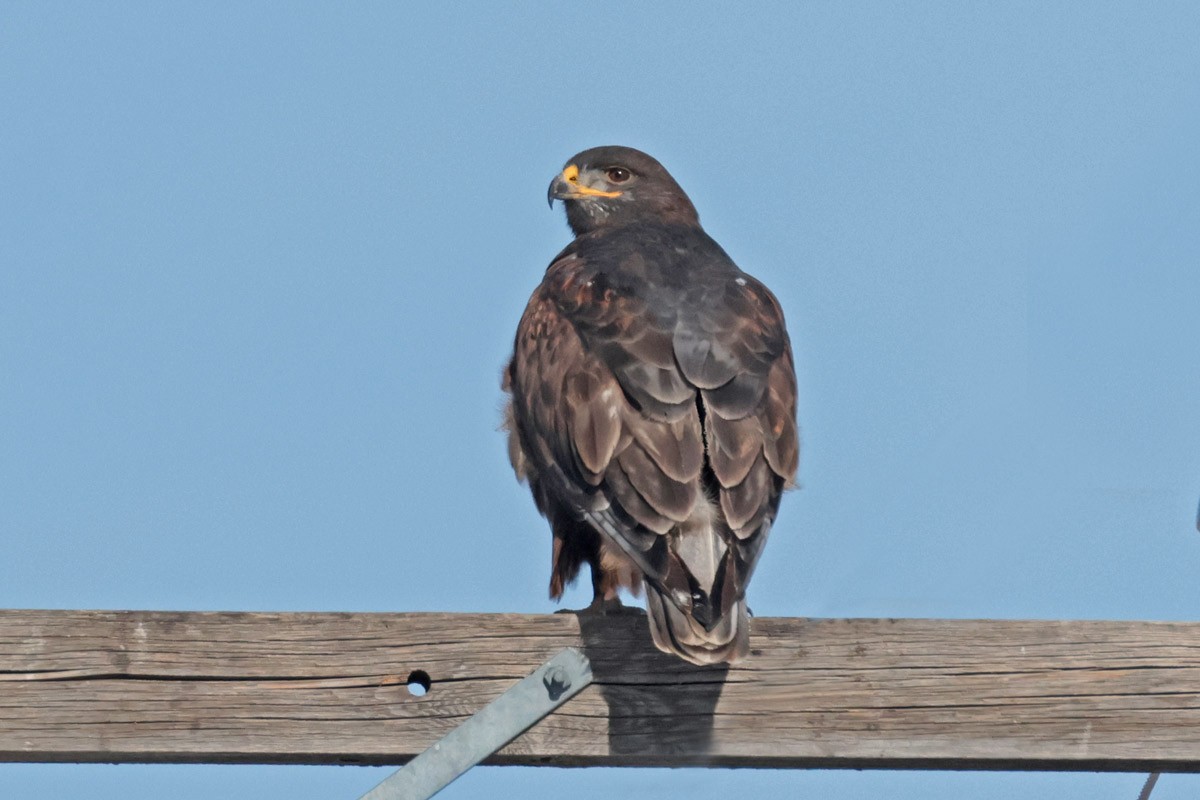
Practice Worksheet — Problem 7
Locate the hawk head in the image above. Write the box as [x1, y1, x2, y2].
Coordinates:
[548, 146, 700, 235]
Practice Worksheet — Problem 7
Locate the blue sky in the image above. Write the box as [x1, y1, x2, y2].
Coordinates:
[2, 3, 1199, 798]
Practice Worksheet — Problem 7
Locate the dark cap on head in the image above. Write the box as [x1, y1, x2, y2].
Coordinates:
[547, 146, 700, 235]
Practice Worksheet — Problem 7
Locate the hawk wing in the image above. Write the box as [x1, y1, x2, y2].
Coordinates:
[507, 249, 798, 662]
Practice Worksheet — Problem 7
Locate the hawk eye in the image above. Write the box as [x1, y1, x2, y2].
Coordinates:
[605, 167, 632, 184]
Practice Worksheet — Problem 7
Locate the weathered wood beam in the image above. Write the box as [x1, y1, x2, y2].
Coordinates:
[1, 610, 1198, 771]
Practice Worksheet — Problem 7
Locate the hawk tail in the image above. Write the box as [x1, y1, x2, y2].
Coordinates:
[645, 586, 749, 665]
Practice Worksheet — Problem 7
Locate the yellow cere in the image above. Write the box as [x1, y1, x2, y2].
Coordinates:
[561, 164, 622, 198]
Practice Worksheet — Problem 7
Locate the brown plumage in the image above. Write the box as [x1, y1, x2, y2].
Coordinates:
[503, 146, 799, 664]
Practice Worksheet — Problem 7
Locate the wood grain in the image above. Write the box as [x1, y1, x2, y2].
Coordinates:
[1, 610, 1198, 771]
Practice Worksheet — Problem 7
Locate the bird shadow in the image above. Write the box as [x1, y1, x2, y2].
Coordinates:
[573, 608, 730, 765]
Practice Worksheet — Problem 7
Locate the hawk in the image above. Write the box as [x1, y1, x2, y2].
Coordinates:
[503, 146, 799, 664]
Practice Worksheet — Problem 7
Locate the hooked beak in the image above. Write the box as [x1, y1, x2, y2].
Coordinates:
[547, 164, 623, 208]
[547, 174, 566, 208]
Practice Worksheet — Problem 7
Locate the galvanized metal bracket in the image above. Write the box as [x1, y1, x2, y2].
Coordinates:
[357, 647, 593, 800]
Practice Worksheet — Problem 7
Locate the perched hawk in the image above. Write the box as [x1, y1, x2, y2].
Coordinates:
[503, 146, 799, 665]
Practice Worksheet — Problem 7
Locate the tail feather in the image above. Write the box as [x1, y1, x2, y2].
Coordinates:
[646, 585, 749, 665]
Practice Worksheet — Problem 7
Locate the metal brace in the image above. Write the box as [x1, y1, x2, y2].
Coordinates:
[357, 647, 593, 800]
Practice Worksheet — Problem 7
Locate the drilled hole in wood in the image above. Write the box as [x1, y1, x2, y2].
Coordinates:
[406, 670, 432, 696]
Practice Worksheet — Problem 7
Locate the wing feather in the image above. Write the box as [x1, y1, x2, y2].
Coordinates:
[718, 454, 774, 534]
[565, 367, 622, 482]
[626, 407, 704, 484]
[760, 352, 800, 482]
[604, 456, 675, 535]
[615, 441, 699, 522]
[705, 412, 763, 487]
